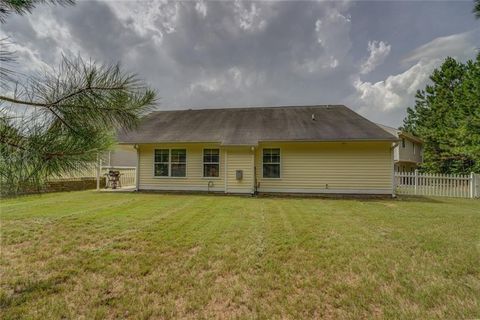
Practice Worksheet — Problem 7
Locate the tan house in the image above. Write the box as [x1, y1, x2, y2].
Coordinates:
[104, 145, 137, 167]
[118, 105, 398, 195]
[377, 124, 423, 172]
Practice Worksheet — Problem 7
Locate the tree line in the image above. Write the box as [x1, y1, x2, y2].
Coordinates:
[402, 55, 479, 174]
[401, 0, 480, 174]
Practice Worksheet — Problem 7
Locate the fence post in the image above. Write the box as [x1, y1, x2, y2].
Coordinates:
[470, 172, 474, 199]
[414, 169, 418, 195]
[96, 154, 101, 191]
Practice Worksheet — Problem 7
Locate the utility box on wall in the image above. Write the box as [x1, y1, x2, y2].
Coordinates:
[236, 170, 243, 181]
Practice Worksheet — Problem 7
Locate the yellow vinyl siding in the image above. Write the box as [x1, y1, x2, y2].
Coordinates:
[225, 147, 255, 194]
[138, 144, 225, 192]
[256, 142, 393, 194]
[136, 141, 393, 195]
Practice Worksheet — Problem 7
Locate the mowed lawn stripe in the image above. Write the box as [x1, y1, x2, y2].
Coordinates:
[0, 192, 479, 319]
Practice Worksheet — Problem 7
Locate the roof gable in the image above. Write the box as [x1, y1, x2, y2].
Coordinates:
[376, 123, 423, 144]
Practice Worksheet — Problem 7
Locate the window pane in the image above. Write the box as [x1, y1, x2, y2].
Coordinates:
[204, 164, 219, 177]
[155, 149, 169, 163]
[263, 164, 280, 178]
[154, 163, 168, 176]
[263, 153, 271, 163]
[171, 164, 186, 177]
[204, 149, 219, 163]
[171, 149, 186, 163]
[263, 148, 280, 164]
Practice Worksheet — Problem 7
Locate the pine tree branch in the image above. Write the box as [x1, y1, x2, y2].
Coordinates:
[0, 136, 26, 150]
[48, 107, 78, 133]
[0, 86, 126, 108]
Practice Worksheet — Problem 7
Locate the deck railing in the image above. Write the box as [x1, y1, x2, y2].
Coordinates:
[101, 166, 136, 188]
[395, 171, 479, 198]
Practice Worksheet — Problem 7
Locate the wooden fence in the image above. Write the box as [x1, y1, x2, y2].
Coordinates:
[395, 171, 479, 198]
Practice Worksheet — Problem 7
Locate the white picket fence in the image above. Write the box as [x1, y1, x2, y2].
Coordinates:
[395, 171, 479, 198]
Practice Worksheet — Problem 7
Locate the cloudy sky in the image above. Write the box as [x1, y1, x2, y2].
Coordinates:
[1, 0, 479, 127]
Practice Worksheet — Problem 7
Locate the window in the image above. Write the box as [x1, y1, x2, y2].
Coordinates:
[413, 143, 416, 154]
[263, 148, 280, 178]
[154, 149, 186, 177]
[154, 149, 169, 177]
[203, 149, 220, 177]
[402, 138, 406, 148]
[171, 149, 186, 177]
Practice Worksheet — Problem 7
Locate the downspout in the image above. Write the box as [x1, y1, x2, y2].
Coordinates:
[224, 149, 228, 194]
[391, 142, 399, 197]
[251, 146, 256, 195]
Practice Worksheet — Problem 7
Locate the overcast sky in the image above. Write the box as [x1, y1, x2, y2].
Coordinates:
[1, 0, 479, 127]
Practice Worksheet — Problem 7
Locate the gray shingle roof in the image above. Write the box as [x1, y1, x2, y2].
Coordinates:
[118, 105, 398, 145]
[376, 123, 423, 144]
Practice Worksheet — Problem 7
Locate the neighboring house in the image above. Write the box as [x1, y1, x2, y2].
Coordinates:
[377, 124, 423, 173]
[118, 105, 398, 195]
[104, 145, 137, 167]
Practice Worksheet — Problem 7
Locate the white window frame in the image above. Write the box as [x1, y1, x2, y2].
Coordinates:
[153, 149, 169, 177]
[153, 148, 187, 178]
[262, 148, 281, 179]
[203, 148, 220, 179]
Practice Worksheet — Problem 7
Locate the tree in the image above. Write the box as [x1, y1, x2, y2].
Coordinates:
[0, 0, 74, 23]
[0, 1, 156, 195]
[475, 0, 480, 19]
[403, 55, 480, 174]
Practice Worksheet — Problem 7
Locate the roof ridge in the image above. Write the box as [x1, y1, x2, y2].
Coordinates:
[146, 104, 346, 114]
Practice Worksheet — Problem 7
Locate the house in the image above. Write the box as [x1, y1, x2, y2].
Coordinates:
[117, 105, 398, 195]
[104, 145, 137, 167]
[377, 124, 423, 173]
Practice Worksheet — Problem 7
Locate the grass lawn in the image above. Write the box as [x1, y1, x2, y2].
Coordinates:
[1, 191, 479, 319]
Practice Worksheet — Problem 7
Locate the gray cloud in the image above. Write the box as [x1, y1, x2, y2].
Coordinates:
[1, 0, 479, 127]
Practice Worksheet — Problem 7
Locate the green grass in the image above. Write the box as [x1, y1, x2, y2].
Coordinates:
[1, 191, 479, 319]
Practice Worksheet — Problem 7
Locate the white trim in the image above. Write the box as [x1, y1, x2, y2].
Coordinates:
[391, 142, 396, 197]
[257, 188, 392, 195]
[261, 147, 281, 179]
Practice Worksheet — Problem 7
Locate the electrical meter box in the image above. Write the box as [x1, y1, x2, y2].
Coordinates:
[235, 170, 243, 180]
